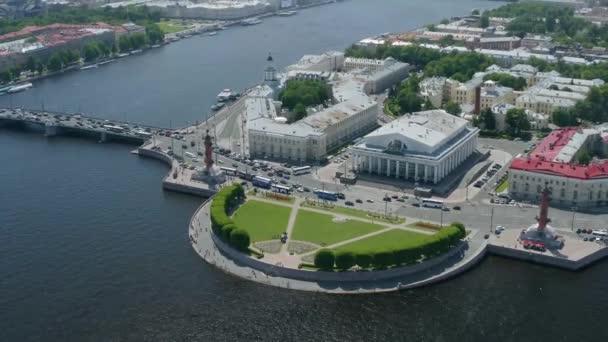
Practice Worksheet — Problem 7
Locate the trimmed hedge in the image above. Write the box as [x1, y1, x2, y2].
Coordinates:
[210, 184, 248, 250]
[314, 249, 335, 270]
[315, 224, 467, 270]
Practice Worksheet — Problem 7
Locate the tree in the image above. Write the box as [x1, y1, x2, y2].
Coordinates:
[478, 107, 496, 130]
[480, 13, 490, 28]
[293, 103, 307, 122]
[578, 151, 592, 165]
[334, 251, 356, 271]
[372, 251, 394, 269]
[506, 108, 531, 137]
[548, 84, 559, 90]
[35, 62, 44, 75]
[440, 18, 449, 25]
[118, 35, 132, 52]
[552, 108, 577, 127]
[471, 9, 480, 15]
[451, 222, 467, 239]
[145, 23, 165, 44]
[47, 52, 63, 72]
[314, 249, 335, 270]
[83, 43, 100, 62]
[229, 229, 250, 251]
[355, 253, 372, 268]
[25, 56, 36, 72]
[279, 79, 331, 111]
[129, 32, 148, 49]
[444, 100, 461, 115]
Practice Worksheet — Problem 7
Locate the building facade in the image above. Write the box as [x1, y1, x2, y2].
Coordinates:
[350, 110, 479, 184]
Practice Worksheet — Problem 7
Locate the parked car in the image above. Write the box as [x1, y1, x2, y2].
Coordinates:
[345, 201, 354, 206]
[356, 199, 363, 203]
[453, 206, 461, 210]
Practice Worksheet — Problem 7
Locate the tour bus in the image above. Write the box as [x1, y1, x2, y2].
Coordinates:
[292, 166, 312, 176]
[185, 152, 196, 159]
[238, 170, 254, 181]
[592, 230, 608, 238]
[316, 190, 338, 201]
[272, 184, 291, 194]
[252, 176, 272, 189]
[421, 199, 444, 209]
[220, 166, 238, 176]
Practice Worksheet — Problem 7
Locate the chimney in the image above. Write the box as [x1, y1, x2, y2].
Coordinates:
[474, 86, 481, 115]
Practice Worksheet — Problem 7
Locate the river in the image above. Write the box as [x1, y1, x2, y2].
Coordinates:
[2, 0, 607, 341]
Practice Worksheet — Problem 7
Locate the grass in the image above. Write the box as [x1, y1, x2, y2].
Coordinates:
[334, 229, 428, 254]
[496, 178, 509, 193]
[291, 209, 385, 247]
[232, 201, 291, 242]
[301, 201, 404, 224]
[157, 20, 190, 34]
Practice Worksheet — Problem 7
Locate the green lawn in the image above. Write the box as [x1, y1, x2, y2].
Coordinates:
[334, 229, 428, 254]
[496, 179, 509, 193]
[232, 201, 291, 242]
[301, 202, 404, 224]
[157, 21, 190, 34]
[291, 210, 385, 247]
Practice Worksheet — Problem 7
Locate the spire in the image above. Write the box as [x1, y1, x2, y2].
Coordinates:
[267, 52, 273, 62]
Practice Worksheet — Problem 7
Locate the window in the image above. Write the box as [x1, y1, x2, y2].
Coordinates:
[560, 188, 565, 198]
[573, 191, 578, 200]
[525, 183, 530, 192]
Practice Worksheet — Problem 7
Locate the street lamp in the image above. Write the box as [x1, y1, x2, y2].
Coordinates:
[489, 207, 495, 233]
[570, 206, 578, 231]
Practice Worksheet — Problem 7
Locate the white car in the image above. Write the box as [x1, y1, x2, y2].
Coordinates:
[495, 225, 505, 232]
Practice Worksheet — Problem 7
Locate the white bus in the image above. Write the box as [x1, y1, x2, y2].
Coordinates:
[292, 166, 311, 176]
[220, 166, 238, 175]
[422, 199, 444, 209]
[185, 152, 196, 159]
[272, 184, 291, 194]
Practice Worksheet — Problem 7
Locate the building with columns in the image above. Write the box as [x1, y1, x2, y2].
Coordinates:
[349, 110, 479, 184]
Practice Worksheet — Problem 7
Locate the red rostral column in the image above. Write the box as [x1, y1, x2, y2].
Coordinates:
[204, 130, 214, 170]
[536, 185, 551, 231]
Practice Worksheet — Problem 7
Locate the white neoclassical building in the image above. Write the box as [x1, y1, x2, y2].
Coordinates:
[349, 110, 479, 184]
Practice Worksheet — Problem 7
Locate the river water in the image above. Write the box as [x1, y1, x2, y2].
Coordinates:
[2, 1, 607, 341]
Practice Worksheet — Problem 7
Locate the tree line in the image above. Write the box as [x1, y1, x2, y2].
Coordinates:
[313, 223, 467, 270]
[210, 184, 250, 252]
[278, 79, 332, 122]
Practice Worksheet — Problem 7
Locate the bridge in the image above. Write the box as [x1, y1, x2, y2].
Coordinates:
[0, 108, 169, 144]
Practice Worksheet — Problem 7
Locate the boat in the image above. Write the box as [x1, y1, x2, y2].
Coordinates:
[211, 103, 225, 111]
[80, 64, 98, 70]
[205, 31, 218, 36]
[151, 44, 161, 48]
[130, 49, 143, 55]
[117, 53, 129, 58]
[7, 83, 33, 93]
[241, 17, 262, 26]
[277, 10, 297, 17]
[217, 88, 234, 102]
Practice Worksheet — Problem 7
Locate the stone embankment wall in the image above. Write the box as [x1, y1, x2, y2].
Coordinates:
[488, 244, 608, 270]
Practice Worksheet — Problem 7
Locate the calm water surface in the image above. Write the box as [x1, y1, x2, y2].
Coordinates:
[1, 1, 607, 341]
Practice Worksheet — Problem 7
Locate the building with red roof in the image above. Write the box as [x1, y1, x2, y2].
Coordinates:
[508, 125, 608, 209]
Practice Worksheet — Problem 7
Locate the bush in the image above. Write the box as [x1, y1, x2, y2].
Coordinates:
[372, 251, 394, 269]
[355, 252, 373, 268]
[314, 249, 335, 270]
[221, 224, 236, 241]
[451, 222, 466, 239]
[229, 229, 250, 251]
[335, 251, 356, 271]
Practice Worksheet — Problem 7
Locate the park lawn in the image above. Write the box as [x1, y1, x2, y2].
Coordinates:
[496, 179, 509, 193]
[232, 201, 291, 242]
[291, 209, 385, 247]
[157, 21, 190, 34]
[334, 229, 428, 254]
[301, 202, 404, 224]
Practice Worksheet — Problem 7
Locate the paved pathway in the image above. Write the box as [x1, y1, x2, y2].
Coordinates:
[279, 197, 302, 254]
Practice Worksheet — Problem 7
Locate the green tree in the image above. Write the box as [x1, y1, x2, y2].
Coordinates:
[451, 222, 467, 239]
[471, 9, 480, 15]
[444, 100, 461, 115]
[25, 56, 36, 72]
[229, 229, 250, 251]
[145, 22, 165, 44]
[83, 43, 100, 62]
[478, 107, 496, 130]
[334, 251, 356, 271]
[577, 151, 592, 165]
[372, 251, 394, 269]
[293, 103, 307, 121]
[552, 108, 578, 127]
[314, 249, 335, 270]
[47, 52, 64, 72]
[221, 224, 236, 241]
[480, 13, 490, 28]
[506, 108, 531, 137]
[129, 32, 148, 49]
[355, 253, 372, 268]
[118, 35, 132, 52]
[440, 18, 449, 25]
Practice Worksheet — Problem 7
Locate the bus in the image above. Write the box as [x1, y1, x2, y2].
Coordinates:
[220, 166, 238, 176]
[421, 199, 444, 209]
[185, 152, 196, 159]
[592, 230, 608, 238]
[292, 166, 312, 176]
[316, 190, 338, 201]
[272, 184, 291, 194]
[252, 176, 272, 189]
[238, 170, 254, 181]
